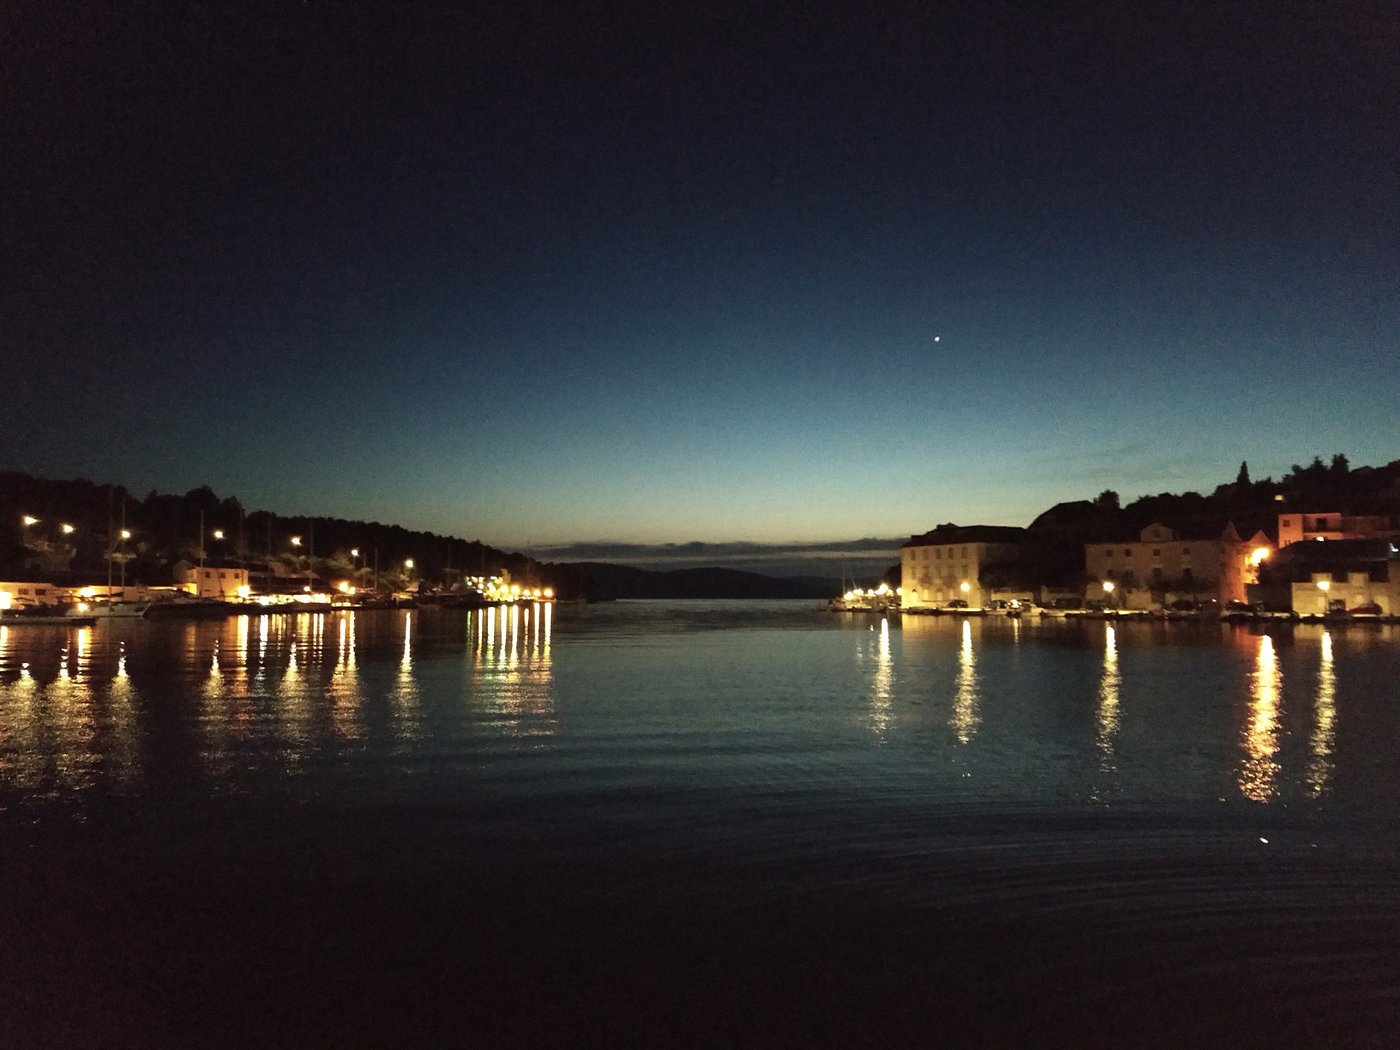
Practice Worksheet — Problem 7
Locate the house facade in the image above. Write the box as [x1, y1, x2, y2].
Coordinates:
[1277, 512, 1400, 548]
[901, 525, 1025, 609]
[173, 561, 251, 599]
[1085, 522, 1272, 607]
[1291, 568, 1400, 616]
[0, 581, 65, 610]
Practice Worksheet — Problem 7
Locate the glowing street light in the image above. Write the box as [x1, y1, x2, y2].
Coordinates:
[1249, 547, 1270, 566]
[404, 558, 415, 570]
[120, 529, 131, 540]
[960, 581, 971, 594]
[212, 529, 225, 541]
[21, 515, 39, 527]
[1316, 579, 1331, 592]
[60, 523, 75, 535]
[290, 535, 302, 547]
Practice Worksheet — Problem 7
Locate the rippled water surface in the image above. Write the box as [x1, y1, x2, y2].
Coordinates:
[2, 602, 1398, 1047]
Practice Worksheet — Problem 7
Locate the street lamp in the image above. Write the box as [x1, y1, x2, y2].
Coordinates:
[212, 529, 225, 541]
[60, 523, 75, 535]
[21, 515, 39, 528]
[1102, 579, 1116, 610]
[404, 558, 415, 571]
[118, 529, 132, 587]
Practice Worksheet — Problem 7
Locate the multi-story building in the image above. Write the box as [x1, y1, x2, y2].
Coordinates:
[1084, 522, 1272, 607]
[901, 525, 1025, 609]
[1277, 512, 1400, 548]
[173, 560, 251, 599]
[1291, 566, 1400, 616]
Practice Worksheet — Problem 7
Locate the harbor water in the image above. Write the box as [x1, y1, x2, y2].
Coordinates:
[2, 602, 1398, 1047]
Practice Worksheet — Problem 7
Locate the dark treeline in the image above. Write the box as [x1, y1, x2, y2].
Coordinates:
[0, 473, 547, 591]
[979, 454, 1400, 591]
[3, 455, 1398, 598]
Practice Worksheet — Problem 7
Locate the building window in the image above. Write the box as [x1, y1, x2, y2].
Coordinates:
[1124, 549, 1132, 557]
[1152, 567, 1163, 580]
[1152, 549, 1161, 557]
[1182, 568, 1193, 579]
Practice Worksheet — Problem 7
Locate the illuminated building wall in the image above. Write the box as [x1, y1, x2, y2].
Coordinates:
[901, 528, 1023, 609]
[1085, 522, 1272, 606]
[1277, 512, 1400, 548]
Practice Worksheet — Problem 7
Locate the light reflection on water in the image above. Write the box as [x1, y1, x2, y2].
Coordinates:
[1096, 624, 1121, 775]
[0, 606, 1396, 812]
[1308, 630, 1336, 796]
[467, 603, 555, 736]
[862, 617, 893, 739]
[1240, 634, 1282, 802]
[951, 617, 979, 744]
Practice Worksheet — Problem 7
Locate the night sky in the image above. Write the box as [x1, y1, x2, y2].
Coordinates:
[6, 1, 1398, 557]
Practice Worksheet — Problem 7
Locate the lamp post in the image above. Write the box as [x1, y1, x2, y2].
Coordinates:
[1102, 579, 1115, 610]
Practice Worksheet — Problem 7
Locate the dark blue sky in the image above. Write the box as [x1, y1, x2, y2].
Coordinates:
[6, 1, 1398, 553]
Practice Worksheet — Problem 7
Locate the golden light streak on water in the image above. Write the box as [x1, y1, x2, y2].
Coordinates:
[1307, 631, 1336, 797]
[47, 632, 97, 792]
[1239, 634, 1282, 802]
[466, 603, 557, 736]
[1096, 625, 1121, 773]
[865, 616, 894, 738]
[236, 614, 250, 667]
[200, 634, 233, 779]
[391, 613, 420, 738]
[508, 604, 522, 671]
[329, 613, 363, 741]
[951, 618, 980, 744]
[106, 640, 140, 786]
[0, 632, 40, 788]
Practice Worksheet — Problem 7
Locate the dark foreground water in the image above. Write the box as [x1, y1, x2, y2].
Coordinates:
[2, 602, 1398, 1048]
